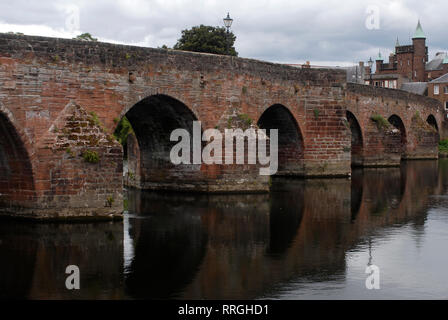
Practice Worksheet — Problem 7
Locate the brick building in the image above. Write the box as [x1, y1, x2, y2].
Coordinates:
[428, 73, 448, 111]
[365, 21, 448, 88]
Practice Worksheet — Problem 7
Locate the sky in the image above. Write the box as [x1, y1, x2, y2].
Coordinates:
[0, 0, 447, 67]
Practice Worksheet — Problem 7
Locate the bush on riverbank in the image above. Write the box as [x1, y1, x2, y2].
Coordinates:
[439, 139, 448, 156]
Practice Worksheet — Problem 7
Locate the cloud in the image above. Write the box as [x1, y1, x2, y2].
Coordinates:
[0, 0, 446, 66]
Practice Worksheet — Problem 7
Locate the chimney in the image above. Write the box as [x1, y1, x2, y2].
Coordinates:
[302, 61, 311, 69]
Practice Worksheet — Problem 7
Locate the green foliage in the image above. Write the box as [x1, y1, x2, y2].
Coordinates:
[82, 150, 99, 163]
[242, 86, 247, 94]
[74, 33, 98, 41]
[89, 111, 101, 127]
[313, 108, 320, 120]
[113, 116, 134, 149]
[238, 113, 253, 126]
[173, 24, 238, 56]
[371, 114, 390, 130]
[439, 139, 448, 153]
[106, 195, 115, 207]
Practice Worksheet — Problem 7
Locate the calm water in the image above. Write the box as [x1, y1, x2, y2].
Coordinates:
[1, 160, 448, 299]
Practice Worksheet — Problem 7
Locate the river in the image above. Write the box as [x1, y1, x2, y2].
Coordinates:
[1, 160, 448, 299]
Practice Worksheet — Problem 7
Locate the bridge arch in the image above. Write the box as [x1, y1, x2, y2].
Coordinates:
[121, 94, 202, 190]
[0, 108, 35, 213]
[426, 114, 440, 138]
[387, 114, 407, 154]
[257, 104, 304, 175]
[346, 111, 363, 167]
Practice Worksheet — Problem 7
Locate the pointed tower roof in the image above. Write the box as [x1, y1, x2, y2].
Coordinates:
[376, 50, 383, 61]
[413, 20, 426, 39]
[394, 37, 400, 53]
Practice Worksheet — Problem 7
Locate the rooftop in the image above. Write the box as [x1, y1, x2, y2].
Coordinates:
[400, 82, 428, 95]
[426, 52, 447, 71]
[430, 73, 448, 83]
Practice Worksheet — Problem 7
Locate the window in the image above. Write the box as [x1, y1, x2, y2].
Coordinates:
[391, 80, 397, 89]
[444, 86, 448, 94]
[446, 102, 448, 110]
[414, 71, 417, 78]
[434, 85, 439, 95]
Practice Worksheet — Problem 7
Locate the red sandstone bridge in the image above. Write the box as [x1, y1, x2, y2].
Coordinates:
[0, 33, 445, 220]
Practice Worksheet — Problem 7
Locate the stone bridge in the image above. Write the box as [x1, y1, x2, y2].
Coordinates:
[0, 33, 444, 220]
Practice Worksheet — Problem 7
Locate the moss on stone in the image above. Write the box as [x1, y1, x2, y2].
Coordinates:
[82, 150, 99, 163]
[371, 114, 390, 130]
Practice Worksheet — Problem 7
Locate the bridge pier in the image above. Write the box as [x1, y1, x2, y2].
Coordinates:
[402, 113, 439, 159]
[361, 125, 402, 167]
[0, 103, 123, 220]
[125, 129, 269, 193]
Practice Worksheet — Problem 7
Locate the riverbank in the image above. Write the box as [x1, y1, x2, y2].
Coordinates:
[439, 139, 448, 158]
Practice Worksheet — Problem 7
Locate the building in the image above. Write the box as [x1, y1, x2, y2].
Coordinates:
[364, 21, 448, 88]
[346, 61, 366, 84]
[428, 73, 448, 110]
[287, 61, 367, 84]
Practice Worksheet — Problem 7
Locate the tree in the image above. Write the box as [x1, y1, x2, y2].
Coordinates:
[74, 33, 98, 41]
[173, 25, 237, 56]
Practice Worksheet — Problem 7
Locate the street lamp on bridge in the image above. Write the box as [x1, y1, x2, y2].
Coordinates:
[223, 12, 233, 55]
[367, 57, 373, 86]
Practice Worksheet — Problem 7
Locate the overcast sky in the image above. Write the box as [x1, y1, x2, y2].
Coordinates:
[0, 0, 446, 66]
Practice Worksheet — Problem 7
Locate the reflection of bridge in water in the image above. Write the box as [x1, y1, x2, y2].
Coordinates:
[125, 160, 446, 299]
[0, 160, 446, 299]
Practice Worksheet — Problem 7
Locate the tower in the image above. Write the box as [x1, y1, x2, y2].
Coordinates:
[375, 50, 383, 74]
[412, 20, 427, 82]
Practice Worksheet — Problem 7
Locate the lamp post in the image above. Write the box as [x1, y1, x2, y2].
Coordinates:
[367, 57, 373, 86]
[223, 12, 233, 55]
